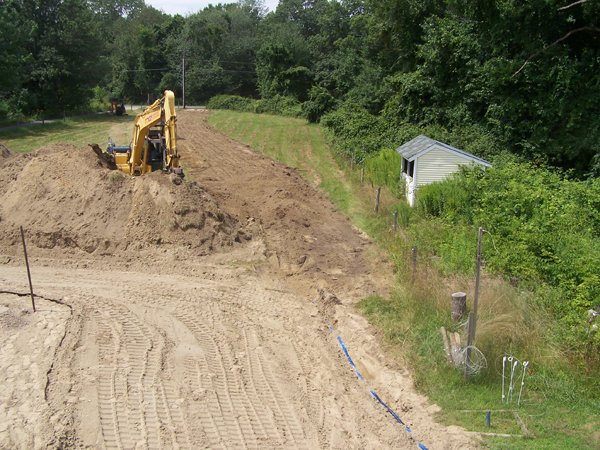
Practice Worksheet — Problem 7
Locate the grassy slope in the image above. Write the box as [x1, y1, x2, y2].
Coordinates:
[209, 110, 599, 450]
[0, 113, 138, 153]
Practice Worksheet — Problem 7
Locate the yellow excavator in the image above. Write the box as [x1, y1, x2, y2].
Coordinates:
[92, 90, 183, 181]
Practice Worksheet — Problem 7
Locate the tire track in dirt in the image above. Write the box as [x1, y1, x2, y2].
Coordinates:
[175, 311, 251, 448]
[243, 328, 307, 447]
[96, 316, 128, 449]
[174, 306, 303, 449]
[184, 357, 223, 447]
[94, 300, 191, 449]
[112, 278, 317, 448]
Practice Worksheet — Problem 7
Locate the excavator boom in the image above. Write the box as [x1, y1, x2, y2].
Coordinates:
[99, 90, 182, 179]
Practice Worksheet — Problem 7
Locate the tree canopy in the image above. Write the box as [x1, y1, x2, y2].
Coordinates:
[0, 0, 598, 174]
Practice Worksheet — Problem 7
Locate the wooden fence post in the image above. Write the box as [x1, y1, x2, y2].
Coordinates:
[360, 163, 365, 184]
[451, 292, 467, 321]
[374, 187, 381, 213]
[411, 246, 417, 283]
[465, 227, 484, 378]
[464, 312, 475, 378]
[393, 210, 398, 231]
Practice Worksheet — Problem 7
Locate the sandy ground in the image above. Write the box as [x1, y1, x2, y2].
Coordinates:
[0, 110, 477, 449]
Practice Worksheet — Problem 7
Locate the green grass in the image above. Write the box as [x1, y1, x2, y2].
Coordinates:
[0, 112, 140, 153]
[208, 110, 600, 450]
[360, 293, 599, 449]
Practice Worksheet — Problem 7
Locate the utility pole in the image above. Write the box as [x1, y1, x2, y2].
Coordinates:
[182, 54, 186, 109]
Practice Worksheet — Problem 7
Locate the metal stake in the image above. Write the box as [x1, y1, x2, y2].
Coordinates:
[518, 361, 529, 406]
[509, 360, 518, 403]
[20, 226, 36, 312]
[502, 356, 507, 403]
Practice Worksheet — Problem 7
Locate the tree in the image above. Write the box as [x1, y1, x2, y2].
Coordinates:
[16, 0, 103, 115]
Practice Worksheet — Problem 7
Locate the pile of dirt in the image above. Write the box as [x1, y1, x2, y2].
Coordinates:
[0, 144, 245, 256]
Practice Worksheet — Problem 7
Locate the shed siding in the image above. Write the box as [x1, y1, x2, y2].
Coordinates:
[415, 145, 474, 186]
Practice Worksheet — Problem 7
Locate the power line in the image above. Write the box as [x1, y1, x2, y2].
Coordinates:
[221, 69, 256, 74]
[123, 68, 169, 72]
[123, 67, 256, 75]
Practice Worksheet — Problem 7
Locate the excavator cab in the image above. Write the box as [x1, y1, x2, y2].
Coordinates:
[106, 137, 131, 171]
[146, 126, 169, 172]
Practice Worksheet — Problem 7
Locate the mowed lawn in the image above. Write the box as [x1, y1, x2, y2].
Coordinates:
[0, 112, 139, 153]
[209, 110, 331, 185]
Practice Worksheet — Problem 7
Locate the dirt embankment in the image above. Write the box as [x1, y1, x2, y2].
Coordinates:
[0, 144, 247, 257]
[177, 111, 385, 299]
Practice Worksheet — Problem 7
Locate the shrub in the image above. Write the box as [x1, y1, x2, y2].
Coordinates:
[320, 103, 391, 160]
[411, 160, 600, 359]
[365, 148, 402, 196]
[207, 95, 257, 112]
[0, 100, 9, 121]
[255, 95, 302, 117]
[302, 86, 336, 123]
[89, 86, 109, 112]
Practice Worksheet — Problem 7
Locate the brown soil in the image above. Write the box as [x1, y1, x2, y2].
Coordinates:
[176, 111, 382, 299]
[0, 111, 477, 449]
[0, 144, 244, 257]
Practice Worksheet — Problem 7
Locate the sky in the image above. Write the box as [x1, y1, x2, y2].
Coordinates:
[145, 0, 280, 16]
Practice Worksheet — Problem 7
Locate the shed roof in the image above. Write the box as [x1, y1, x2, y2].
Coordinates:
[396, 135, 491, 167]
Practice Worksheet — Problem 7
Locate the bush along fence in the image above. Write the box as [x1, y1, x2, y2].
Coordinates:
[338, 140, 600, 367]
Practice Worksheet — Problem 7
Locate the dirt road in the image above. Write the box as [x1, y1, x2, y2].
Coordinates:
[0, 110, 476, 449]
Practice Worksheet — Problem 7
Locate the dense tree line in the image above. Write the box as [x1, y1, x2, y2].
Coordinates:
[1, 0, 599, 174]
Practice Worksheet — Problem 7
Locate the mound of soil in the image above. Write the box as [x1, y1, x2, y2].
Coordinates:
[0, 144, 243, 256]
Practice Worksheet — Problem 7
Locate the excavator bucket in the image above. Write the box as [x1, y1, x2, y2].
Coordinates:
[89, 144, 117, 170]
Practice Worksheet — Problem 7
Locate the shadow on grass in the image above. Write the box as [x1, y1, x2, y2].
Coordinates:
[0, 114, 131, 138]
[0, 114, 134, 153]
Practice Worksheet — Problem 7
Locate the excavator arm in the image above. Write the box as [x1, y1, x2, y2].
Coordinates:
[129, 96, 162, 175]
[163, 90, 179, 172]
[102, 90, 182, 178]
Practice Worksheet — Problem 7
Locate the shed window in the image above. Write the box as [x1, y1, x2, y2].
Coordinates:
[402, 158, 414, 177]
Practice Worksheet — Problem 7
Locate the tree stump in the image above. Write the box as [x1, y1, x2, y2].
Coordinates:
[451, 292, 467, 321]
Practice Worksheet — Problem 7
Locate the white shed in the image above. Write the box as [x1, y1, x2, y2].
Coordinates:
[396, 135, 491, 207]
